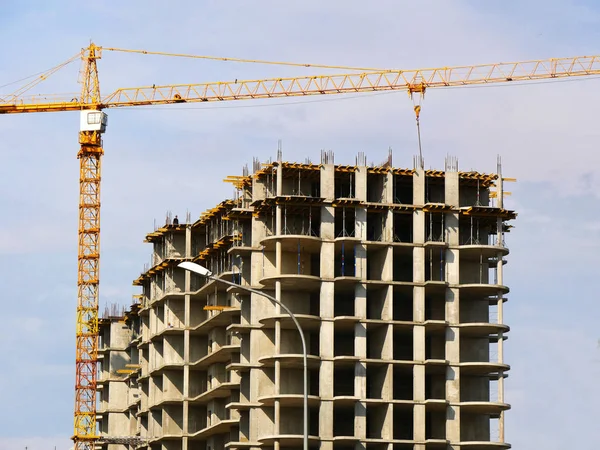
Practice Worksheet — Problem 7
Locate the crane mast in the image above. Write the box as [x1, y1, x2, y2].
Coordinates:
[74, 43, 106, 450]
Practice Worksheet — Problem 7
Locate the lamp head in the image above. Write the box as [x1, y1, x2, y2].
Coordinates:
[178, 261, 213, 277]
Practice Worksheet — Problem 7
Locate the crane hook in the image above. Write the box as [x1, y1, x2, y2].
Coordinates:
[410, 90, 425, 169]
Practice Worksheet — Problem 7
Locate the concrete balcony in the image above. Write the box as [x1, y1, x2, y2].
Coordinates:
[257, 394, 320, 407]
[459, 401, 510, 417]
[225, 441, 262, 449]
[423, 398, 448, 412]
[257, 354, 321, 369]
[424, 439, 450, 449]
[260, 234, 322, 253]
[190, 344, 240, 370]
[190, 308, 241, 335]
[457, 243, 509, 258]
[150, 361, 184, 375]
[188, 381, 240, 405]
[458, 283, 509, 300]
[148, 396, 183, 409]
[459, 362, 510, 376]
[259, 313, 321, 331]
[458, 442, 510, 450]
[258, 435, 320, 447]
[259, 274, 322, 291]
[188, 419, 238, 440]
[459, 322, 509, 337]
[331, 315, 360, 331]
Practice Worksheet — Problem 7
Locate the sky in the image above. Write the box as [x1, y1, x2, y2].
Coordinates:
[1, 0, 600, 449]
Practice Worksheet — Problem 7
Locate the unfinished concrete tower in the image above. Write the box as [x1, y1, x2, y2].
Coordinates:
[100, 152, 516, 450]
[97, 306, 134, 443]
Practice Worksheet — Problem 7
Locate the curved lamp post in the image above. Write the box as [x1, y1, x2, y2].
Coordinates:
[177, 261, 308, 450]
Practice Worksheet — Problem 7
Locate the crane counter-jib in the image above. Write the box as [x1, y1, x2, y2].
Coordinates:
[0, 101, 103, 114]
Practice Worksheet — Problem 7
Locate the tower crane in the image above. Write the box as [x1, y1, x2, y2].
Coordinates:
[2, 44, 600, 450]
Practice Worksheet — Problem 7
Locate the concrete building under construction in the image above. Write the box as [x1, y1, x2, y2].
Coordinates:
[97, 151, 516, 450]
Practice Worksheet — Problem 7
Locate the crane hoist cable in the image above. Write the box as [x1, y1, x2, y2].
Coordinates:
[414, 104, 424, 168]
[409, 81, 426, 169]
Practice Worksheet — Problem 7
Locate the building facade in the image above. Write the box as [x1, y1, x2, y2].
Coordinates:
[97, 154, 516, 450]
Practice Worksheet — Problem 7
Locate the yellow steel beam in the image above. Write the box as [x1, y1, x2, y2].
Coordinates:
[203, 305, 237, 311]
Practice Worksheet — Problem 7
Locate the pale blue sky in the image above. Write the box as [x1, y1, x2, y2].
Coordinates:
[1, 1, 600, 449]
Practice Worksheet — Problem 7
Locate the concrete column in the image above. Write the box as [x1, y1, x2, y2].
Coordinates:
[319, 401, 334, 442]
[496, 167, 507, 441]
[413, 374, 426, 445]
[355, 363, 367, 439]
[321, 281, 334, 321]
[413, 213, 425, 246]
[413, 266, 426, 450]
[355, 167, 367, 201]
[321, 206, 335, 242]
[354, 279, 367, 440]
[413, 169, 425, 206]
[446, 250, 461, 445]
[384, 210, 394, 242]
[382, 402, 393, 441]
[355, 202, 367, 283]
[381, 285, 392, 321]
[381, 331, 393, 441]
[320, 279, 334, 441]
[275, 319, 281, 357]
[497, 255, 506, 443]
[275, 166, 283, 319]
[412, 167, 427, 445]
[252, 175, 266, 202]
[355, 206, 367, 241]
[321, 164, 335, 201]
[274, 279, 282, 318]
[273, 398, 281, 436]
[276, 205, 282, 236]
[444, 172, 460, 419]
[355, 245, 367, 281]
[183, 227, 191, 440]
[383, 364, 393, 403]
[384, 171, 393, 203]
[321, 320, 334, 362]
[274, 362, 280, 434]
[276, 163, 283, 196]
[355, 283, 367, 321]
[446, 379, 461, 449]
[497, 171, 504, 210]
[382, 247, 393, 282]
[321, 242, 335, 280]
[353, 171, 367, 295]
[355, 322, 367, 359]
[445, 172, 460, 250]
[248, 365, 260, 442]
[445, 172, 459, 208]
[320, 348, 334, 402]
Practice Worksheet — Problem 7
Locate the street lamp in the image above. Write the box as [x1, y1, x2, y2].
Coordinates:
[177, 261, 309, 450]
